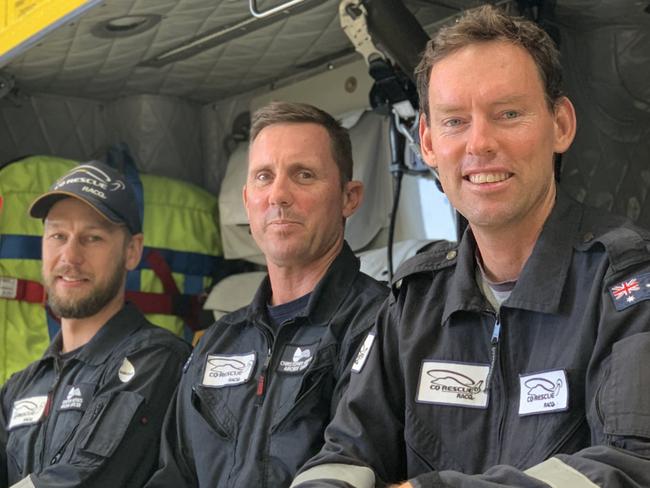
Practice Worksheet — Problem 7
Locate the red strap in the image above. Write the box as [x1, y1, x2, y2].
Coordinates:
[18, 279, 46, 303]
[3, 276, 202, 329]
[145, 250, 180, 295]
[125, 290, 173, 315]
[0, 277, 46, 304]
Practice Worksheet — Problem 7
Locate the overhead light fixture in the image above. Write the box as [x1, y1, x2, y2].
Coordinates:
[92, 14, 161, 39]
[141, 0, 325, 67]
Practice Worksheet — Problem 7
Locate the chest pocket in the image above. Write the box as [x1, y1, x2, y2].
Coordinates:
[6, 419, 43, 479]
[75, 390, 144, 459]
[271, 342, 337, 433]
[191, 385, 240, 440]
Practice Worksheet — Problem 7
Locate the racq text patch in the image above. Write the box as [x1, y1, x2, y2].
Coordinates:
[202, 353, 256, 388]
[518, 369, 568, 416]
[416, 361, 490, 408]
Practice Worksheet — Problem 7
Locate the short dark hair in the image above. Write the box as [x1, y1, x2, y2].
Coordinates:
[416, 5, 564, 120]
[250, 101, 353, 185]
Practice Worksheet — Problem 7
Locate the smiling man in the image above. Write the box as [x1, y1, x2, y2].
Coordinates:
[0, 161, 190, 488]
[145, 102, 388, 488]
[292, 5, 650, 488]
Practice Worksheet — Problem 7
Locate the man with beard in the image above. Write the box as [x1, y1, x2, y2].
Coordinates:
[145, 102, 388, 488]
[0, 161, 190, 488]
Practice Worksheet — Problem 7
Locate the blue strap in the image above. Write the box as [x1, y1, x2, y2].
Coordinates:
[45, 309, 60, 340]
[136, 248, 221, 276]
[1, 234, 220, 277]
[107, 144, 145, 291]
[0, 235, 41, 260]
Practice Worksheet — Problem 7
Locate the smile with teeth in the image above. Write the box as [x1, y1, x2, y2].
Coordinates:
[59, 276, 87, 283]
[466, 172, 512, 184]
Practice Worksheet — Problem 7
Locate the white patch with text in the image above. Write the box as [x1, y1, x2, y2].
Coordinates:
[519, 369, 568, 416]
[9, 396, 48, 429]
[416, 361, 489, 408]
[351, 333, 375, 373]
[202, 353, 256, 387]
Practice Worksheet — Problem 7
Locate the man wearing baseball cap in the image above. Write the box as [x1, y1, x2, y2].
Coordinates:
[0, 161, 190, 488]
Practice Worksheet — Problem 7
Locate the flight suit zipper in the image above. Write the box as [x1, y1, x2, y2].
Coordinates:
[484, 312, 508, 464]
[484, 315, 501, 391]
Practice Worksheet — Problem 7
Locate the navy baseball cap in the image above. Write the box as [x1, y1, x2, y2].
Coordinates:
[29, 161, 142, 234]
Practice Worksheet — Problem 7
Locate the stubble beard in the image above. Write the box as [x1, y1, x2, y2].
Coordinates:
[45, 258, 126, 319]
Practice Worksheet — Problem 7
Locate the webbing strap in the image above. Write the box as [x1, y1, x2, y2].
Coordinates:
[0, 235, 41, 260]
[1, 277, 201, 327]
[0, 277, 44, 303]
[0, 234, 220, 276]
[146, 249, 180, 295]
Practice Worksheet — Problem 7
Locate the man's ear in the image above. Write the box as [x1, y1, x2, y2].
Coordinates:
[242, 184, 249, 214]
[552, 96, 577, 154]
[342, 180, 364, 219]
[419, 113, 436, 170]
[125, 233, 144, 271]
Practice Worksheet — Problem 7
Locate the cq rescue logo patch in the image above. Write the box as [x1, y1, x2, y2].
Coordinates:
[9, 396, 48, 429]
[278, 343, 315, 374]
[518, 370, 568, 416]
[608, 272, 650, 311]
[54, 164, 126, 201]
[416, 361, 489, 408]
[351, 333, 375, 374]
[202, 353, 256, 388]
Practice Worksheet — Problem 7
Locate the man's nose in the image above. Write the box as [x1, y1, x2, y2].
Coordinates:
[466, 117, 498, 156]
[268, 174, 293, 207]
[59, 238, 84, 265]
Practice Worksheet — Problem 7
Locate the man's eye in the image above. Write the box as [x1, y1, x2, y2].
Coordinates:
[256, 172, 272, 182]
[86, 235, 102, 243]
[297, 170, 314, 180]
[502, 110, 519, 119]
[443, 118, 463, 127]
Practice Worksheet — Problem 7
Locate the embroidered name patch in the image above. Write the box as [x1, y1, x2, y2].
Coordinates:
[518, 369, 568, 416]
[202, 353, 256, 388]
[278, 343, 315, 374]
[416, 361, 489, 408]
[9, 396, 48, 429]
[351, 333, 375, 374]
[58, 384, 93, 412]
[609, 272, 650, 311]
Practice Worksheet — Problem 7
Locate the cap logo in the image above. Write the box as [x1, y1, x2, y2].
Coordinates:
[54, 165, 126, 201]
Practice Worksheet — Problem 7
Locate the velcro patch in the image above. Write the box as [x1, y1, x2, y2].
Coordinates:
[352, 333, 375, 374]
[58, 384, 93, 412]
[416, 361, 489, 408]
[277, 343, 316, 374]
[0, 277, 18, 299]
[519, 369, 568, 416]
[9, 396, 48, 429]
[609, 272, 650, 311]
[202, 353, 256, 388]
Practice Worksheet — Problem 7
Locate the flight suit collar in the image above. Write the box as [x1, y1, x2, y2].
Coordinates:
[247, 241, 361, 327]
[44, 303, 144, 366]
[442, 190, 583, 324]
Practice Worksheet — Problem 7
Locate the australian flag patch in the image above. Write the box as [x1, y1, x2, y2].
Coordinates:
[609, 273, 650, 311]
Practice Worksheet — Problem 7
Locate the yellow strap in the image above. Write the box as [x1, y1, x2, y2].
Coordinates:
[525, 457, 600, 488]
